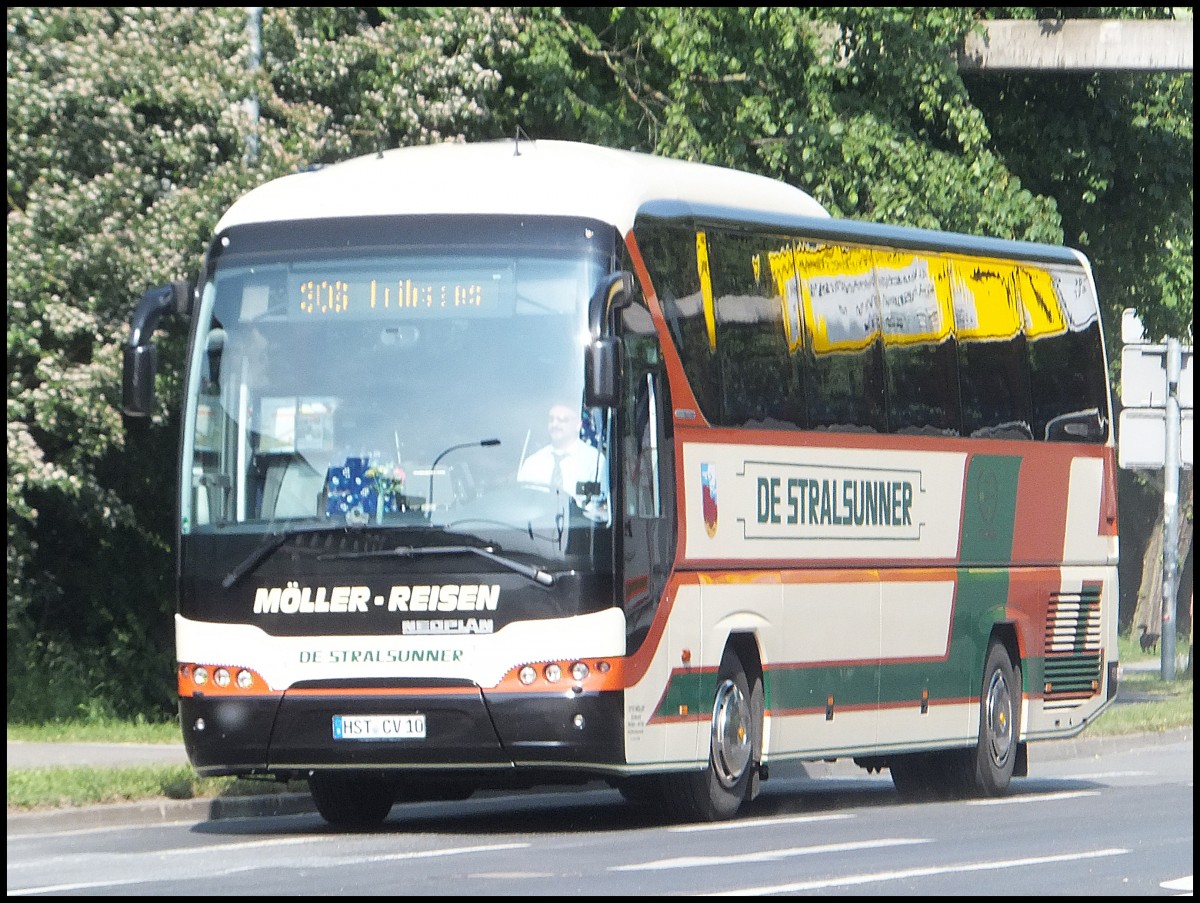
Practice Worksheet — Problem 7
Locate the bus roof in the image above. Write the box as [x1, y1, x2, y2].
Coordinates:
[214, 139, 831, 236]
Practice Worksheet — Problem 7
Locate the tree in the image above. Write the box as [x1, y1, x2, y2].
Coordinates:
[6, 7, 520, 718]
[7, 7, 1191, 719]
[501, 8, 1064, 237]
[959, 7, 1193, 639]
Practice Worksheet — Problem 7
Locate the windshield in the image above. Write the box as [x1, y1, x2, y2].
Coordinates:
[181, 216, 614, 565]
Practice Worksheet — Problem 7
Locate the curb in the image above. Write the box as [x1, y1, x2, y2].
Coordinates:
[7, 793, 317, 836]
[7, 727, 1190, 835]
[1029, 725, 1191, 762]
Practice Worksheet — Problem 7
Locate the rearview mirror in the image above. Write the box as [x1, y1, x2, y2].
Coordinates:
[121, 280, 191, 417]
[585, 337, 622, 408]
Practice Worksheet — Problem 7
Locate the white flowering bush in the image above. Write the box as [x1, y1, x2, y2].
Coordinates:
[6, 7, 520, 718]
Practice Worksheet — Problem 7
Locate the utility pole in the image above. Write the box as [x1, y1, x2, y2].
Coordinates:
[1119, 313, 1194, 680]
[245, 7, 262, 166]
[1160, 340, 1182, 679]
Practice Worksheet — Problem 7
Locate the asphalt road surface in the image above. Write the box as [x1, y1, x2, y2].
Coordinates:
[7, 728, 1192, 896]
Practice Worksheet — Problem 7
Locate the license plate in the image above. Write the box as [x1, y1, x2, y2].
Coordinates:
[332, 714, 426, 740]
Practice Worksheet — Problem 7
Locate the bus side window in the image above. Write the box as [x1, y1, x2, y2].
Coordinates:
[621, 294, 665, 520]
[885, 340, 962, 436]
[634, 221, 717, 422]
[803, 340, 886, 433]
[709, 229, 806, 430]
[959, 336, 1034, 440]
[1028, 324, 1109, 442]
[628, 374, 660, 517]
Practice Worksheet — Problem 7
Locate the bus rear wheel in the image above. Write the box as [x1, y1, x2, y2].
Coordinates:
[964, 640, 1020, 797]
[663, 647, 760, 822]
[309, 773, 395, 830]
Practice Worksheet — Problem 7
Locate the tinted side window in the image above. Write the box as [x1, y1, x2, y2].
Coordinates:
[886, 342, 961, 435]
[794, 242, 886, 433]
[877, 253, 960, 436]
[707, 230, 805, 429]
[634, 221, 719, 421]
[1028, 323, 1109, 442]
[1020, 266, 1109, 443]
[951, 257, 1033, 440]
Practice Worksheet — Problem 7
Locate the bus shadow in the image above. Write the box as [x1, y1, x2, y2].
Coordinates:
[190, 768, 1112, 838]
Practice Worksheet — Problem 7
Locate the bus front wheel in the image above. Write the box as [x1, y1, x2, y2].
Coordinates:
[663, 647, 760, 822]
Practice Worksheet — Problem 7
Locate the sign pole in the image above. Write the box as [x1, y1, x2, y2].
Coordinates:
[1160, 338, 1181, 680]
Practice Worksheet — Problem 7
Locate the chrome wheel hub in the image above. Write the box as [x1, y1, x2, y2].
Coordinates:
[711, 678, 752, 787]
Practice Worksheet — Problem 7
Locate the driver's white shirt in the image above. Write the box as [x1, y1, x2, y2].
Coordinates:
[518, 439, 605, 503]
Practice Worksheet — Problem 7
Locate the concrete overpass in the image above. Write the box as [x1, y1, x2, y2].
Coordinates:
[957, 18, 1193, 72]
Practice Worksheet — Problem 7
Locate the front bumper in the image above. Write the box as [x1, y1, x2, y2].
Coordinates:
[179, 686, 625, 775]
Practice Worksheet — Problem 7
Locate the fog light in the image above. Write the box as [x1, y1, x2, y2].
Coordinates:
[570, 662, 589, 681]
[544, 663, 562, 683]
[236, 669, 254, 689]
[193, 666, 209, 686]
[194, 718, 206, 732]
[214, 668, 231, 688]
[519, 666, 537, 685]
[573, 714, 585, 730]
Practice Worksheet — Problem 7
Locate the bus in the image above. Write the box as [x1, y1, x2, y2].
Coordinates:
[123, 138, 1120, 828]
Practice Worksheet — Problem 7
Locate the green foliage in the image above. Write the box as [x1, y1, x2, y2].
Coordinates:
[7, 7, 520, 720]
[6, 7, 1192, 721]
[502, 7, 1060, 237]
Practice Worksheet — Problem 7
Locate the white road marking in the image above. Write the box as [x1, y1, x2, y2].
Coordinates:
[669, 813, 853, 832]
[1161, 875, 1192, 893]
[709, 847, 1129, 895]
[966, 790, 1100, 805]
[8, 842, 528, 895]
[611, 838, 927, 871]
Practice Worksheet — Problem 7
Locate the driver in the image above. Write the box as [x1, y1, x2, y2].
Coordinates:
[518, 403, 606, 509]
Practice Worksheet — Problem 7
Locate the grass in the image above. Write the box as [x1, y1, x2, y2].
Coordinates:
[1083, 630, 1193, 737]
[4, 766, 307, 810]
[7, 636, 1191, 812]
[7, 716, 181, 744]
[7, 716, 309, 811]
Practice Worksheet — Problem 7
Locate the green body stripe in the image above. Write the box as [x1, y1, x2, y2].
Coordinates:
[655, 670, 711, 718]
[958, 454, 1022, 565]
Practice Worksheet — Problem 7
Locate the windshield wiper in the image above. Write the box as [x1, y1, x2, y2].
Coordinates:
[318, 544, 556, 587]
[221, 527, 340, 590]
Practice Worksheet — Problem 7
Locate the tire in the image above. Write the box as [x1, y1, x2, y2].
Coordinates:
[662, 647, 758, 822]
[308, 773, 395, 830]
[396, 780, 476, 803]
[612, 774, 660, 805]
[964, 640, 1020, 797]
[890, 752, 957, 801]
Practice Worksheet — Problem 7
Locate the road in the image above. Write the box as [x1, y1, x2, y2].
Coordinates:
[7, 730, 1192, 896]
